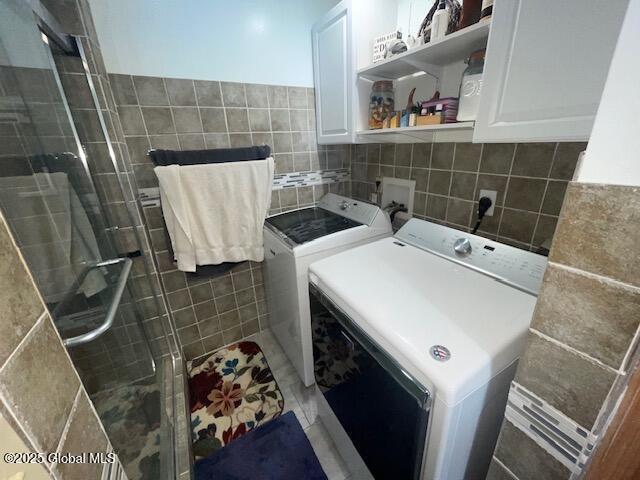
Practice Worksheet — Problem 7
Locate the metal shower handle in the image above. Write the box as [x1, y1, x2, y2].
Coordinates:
[62, 257, 133, 347]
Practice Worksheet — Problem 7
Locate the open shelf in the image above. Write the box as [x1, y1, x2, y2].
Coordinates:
[357, 21, 491, 80]
[356, 122, 474, 143]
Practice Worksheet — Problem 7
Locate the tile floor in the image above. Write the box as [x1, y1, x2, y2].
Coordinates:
[245, 329, 352, 480]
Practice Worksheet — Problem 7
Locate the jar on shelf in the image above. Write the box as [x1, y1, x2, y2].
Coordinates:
[368, 80, 394, 129]
[456, 49, 485, 122]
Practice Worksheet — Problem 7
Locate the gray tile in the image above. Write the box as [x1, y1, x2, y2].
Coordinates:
[212, 275, 234, 297]
[168, 289, 191, 311]
[172, 107, 202, 133]
[229, 133, 252, 147]
[0, 218, 44, 365]
[118, 106, 146, 135]
[190, 282, 213, 304]
[428, 170, 451, 196]
[215, 293, 237, 314]
[499, 209, 538, 244]
[200, 108, 227, 133]
[511, 143, 555, 177]
[245, 83, 269, 108]
[290, 110, 308, 132]
[288, 87, 308, 108]
[222, 325, 243, 344]
[449, 172, 477, 200]
[178, 133, 205, 150]
[220, 82, 246, 107]
[109, 74, 138, 105]
[267, 85, 288, 108]
[292, 131, 310, 152]
[504, 177, 546, 211]
[219, 309, 241, 330]
[532, 264, 640, 369]
[395, 144, 412, 167]
[515, 332, 616, 428]
[431, 143, 455, 169]
[194, 80, 222, 107]
[532, 215, 558, 250]
[410, 167, 428, 192]
[494, 419, 570, 480]
[453, 143, 482, 172]
[194, 300, 217, 322]
[148, 133, 180, 151]
[380, 144, 395, 165]
[178, 325, 200, 345]
[204, 133, 230, 148]
[54, 392, 108, 480]
[270, 109, 291, 131]
[550, 143, 585, 180]
[480, 144, 515, 174]
[173, 308, 197, 329]
[414, 192, 427, 216]
[273, 132, 293, 153]
[550, 183, 640, 288]
[133, 76, 168, 106]
[293, 152, 311, 172]
[0, 317, 80, 452]
[225, 108, 249, 132]
[141, 107, 175, 134]
[202, 333, 224, 353]
[446, 198, 473, 227]
[426, 195, 447, 220]
[541, 181, 568, 216]
[248, 108, 271, 132]
[279, 187, 298, 207]
[412, 143, 430, 168]
[165, 78, 197, 106]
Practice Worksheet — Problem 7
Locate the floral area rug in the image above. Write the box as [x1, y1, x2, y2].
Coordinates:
[187, 341, 285, 460]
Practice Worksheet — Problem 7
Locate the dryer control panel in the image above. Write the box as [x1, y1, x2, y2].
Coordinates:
[395, 219, 548, 296]
[318, 193, 381, 226]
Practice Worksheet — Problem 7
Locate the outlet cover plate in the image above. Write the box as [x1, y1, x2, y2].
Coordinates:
[479, 189, 497, 216]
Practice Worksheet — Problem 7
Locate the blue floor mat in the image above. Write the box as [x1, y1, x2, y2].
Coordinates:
[195, 412, 328, 480]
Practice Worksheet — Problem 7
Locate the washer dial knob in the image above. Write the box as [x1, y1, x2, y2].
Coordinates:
[339, 200, 349, 210]
[453, 237, 472, 255]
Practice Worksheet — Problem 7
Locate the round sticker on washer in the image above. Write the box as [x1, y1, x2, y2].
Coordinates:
[430, 345, 451, 362]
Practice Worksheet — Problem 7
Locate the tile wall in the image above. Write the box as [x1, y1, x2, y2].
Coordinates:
[351, 142, 585, 253]
[111, 72, 350, 360]
[0, 211, 127, 479]
[487, 183, 640, 479]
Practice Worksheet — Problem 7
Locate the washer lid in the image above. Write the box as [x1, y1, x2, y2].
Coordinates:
[308, 236, 538, 406]
[265, 207, 362, 246]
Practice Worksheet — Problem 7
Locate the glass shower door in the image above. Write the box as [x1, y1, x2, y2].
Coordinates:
[0, 1, 175, 478]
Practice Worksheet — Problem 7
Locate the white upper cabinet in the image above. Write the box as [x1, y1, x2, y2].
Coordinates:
[474, 0, 629, 143]
[312, 0, 398, 144]
[312, 1, 353, 144]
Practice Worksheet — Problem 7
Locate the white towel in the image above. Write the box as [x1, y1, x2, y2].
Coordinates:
[155, 158, 274, 272]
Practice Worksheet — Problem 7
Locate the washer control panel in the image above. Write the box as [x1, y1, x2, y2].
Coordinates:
[318, 193, 380, 226]
[395, 219, 548, 295]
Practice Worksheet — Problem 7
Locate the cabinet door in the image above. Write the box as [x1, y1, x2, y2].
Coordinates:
[312, 1, 353, 144]
[474, 0, 628, 143]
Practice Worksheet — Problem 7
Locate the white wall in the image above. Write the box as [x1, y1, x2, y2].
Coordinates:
[579, 0, 638, 186]
[88, 0, 339, 87]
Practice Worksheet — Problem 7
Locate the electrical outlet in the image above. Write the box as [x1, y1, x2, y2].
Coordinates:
[479, 189, 497, 216]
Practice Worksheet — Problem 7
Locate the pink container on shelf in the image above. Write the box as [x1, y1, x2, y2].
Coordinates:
[420, 97, 459, 123]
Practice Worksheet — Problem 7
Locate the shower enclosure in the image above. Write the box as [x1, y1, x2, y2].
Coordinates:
[0, 1, 183, 478]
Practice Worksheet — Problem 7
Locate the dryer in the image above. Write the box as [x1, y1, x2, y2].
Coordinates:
[308, 218, 548, 479]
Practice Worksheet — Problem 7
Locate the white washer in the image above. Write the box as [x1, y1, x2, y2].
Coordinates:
[308, 218, 548, 480]
[263, 193, 392, 387]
